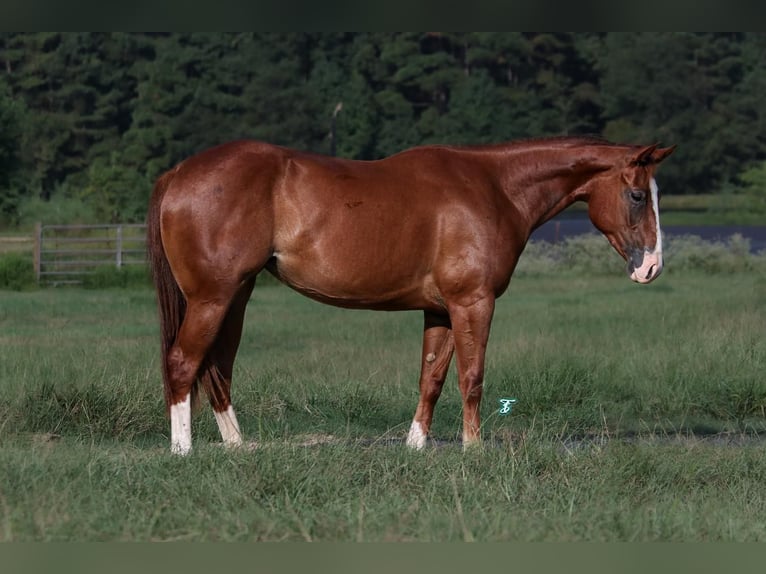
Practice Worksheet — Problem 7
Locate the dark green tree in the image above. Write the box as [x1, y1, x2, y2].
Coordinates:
[0, 77, 25, 220]
[1, 32, 765, 226]
[595, 32, 763, 193]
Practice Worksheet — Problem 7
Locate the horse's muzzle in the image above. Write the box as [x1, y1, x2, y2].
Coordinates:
[627, 248, 663, 284]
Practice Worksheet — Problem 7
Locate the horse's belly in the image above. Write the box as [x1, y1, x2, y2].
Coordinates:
[270, 192, 444, 310]
[267, 250, 439, 311]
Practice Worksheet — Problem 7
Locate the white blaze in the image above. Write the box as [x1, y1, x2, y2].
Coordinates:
[650, 177, 663, 257]
[630, 177, 663, 283]
[170, 394, 192, 455]
[214, 405, 243, 447]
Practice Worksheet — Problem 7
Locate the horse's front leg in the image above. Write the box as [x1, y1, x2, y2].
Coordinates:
[406, 312, 454, 449]
[448, 295, 495, 447]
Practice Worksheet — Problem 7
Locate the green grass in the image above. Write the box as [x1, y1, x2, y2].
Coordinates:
[0, 271, 765, 541]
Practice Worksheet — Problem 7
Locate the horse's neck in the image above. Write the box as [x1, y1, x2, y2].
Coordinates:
[492, 145, 620, 230]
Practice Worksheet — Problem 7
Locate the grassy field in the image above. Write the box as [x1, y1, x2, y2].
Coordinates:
[0, 270, 765, 541]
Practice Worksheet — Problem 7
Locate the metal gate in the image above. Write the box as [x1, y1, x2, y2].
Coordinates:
[34, 223, 147, 285]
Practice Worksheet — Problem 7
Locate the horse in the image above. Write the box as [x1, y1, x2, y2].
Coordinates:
[146, 136, 675, 455]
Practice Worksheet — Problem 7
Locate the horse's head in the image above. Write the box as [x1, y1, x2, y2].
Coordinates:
[587, 143, 676, 284]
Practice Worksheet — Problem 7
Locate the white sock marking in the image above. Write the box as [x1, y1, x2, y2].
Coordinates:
[170, 394, 192, 455]
[406, 420, 427, 450]
[214, 405, 243, 447]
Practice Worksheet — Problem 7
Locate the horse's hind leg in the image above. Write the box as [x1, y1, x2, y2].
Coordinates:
[201, 276, 256, 448]
[166, 297, 233, 455]
[406, 312, 454, 449]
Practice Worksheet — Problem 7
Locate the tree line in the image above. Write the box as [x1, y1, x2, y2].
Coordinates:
[1, 32, 765, 225]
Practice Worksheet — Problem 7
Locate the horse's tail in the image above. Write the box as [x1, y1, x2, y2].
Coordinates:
[146, 168, 186, 414]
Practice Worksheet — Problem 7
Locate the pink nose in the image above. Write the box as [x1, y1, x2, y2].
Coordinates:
[630, 260, 663, 284]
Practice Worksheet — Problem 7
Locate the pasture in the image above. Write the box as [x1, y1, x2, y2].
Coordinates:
[0, 268, 765, 541]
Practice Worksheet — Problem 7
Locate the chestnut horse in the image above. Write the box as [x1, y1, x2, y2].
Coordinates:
[147, 136, 675, 454]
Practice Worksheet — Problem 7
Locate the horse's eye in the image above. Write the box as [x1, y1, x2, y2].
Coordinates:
[629, 189, 646, 204]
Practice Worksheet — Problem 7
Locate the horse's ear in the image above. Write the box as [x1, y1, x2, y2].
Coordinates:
[630, 143, 677, 167]
[630, 144, 659, 167]
[652, 145, 677, 164]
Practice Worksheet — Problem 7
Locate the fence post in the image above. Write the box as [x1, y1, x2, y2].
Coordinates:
[33, 222, 42, 283]
[116, 225, 123, 269]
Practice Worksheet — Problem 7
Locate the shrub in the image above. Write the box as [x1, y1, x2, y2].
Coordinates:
[0, 252, 36, 290]
[78, 154, 152, 223]
[560, 234, 624, 275]
[16, 193, 98, 228]
[515, 240, 562, 277]
[517, 233, 766, 277]
[517, 234, 624, 277]
[738, 160, 766, 214]
[664, 234, 759, 274]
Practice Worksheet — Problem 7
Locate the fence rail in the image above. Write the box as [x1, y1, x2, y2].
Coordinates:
[34, 223, 147, 285]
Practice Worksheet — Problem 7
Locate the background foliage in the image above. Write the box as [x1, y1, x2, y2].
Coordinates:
[1, 32, 766, 225]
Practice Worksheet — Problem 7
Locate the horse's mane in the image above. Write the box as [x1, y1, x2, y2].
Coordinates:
[413, 135, 624, 155]
[532, 134, 613, 146]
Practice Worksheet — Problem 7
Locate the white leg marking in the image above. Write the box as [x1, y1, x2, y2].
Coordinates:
[170, 394, 192, 455]
[214, 405, 243, 447]
[406, 420, 427, 450]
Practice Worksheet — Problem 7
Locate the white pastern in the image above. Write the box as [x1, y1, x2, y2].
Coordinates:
[170, 394, 192, 455]
[630, 177, 664, 283]
[214, 405, 243, 447]
[406, 420, 427, 450]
